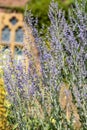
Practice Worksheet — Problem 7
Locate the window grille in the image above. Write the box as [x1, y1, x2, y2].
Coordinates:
[2, 26, 10, 42]
[10, 17, 18, 25]
[15, 27, 24, 43]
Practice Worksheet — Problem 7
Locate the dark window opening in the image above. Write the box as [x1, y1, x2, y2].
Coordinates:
[15, 47, 22, 55]
[15, 27, 24, 43]
[10, 17, 18, 25]
[2, 26, 10, 42]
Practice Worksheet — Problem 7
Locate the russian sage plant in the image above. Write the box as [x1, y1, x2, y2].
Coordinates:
[68, 1, 87, 129]
[3, 0, 87, 130]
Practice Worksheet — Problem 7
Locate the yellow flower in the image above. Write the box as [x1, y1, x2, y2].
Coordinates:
[0, 78, 4, 86]
[51, 118, 56, 125]
[50, 117, 56, 125]
[4, 100, 11, 108]
[46, 41, 51, 50]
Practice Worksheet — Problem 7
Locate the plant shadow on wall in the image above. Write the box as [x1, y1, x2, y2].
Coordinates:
[3, 0, 87, 130]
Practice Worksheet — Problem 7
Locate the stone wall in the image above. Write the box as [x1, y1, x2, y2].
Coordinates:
[0, 0, 28, 7]
[0, 12, 24, 55]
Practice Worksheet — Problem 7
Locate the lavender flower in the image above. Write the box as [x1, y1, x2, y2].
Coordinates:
[2, 0, 87, 129]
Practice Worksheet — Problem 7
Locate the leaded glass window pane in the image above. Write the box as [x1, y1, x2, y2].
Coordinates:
[2, 26, 10, 42]
[14, 47, 23, 64]
[15, 28, 24, 43]
[15, 47, 22, 55]
[10, 17, 18, 25]
[2, 46, 9, 52]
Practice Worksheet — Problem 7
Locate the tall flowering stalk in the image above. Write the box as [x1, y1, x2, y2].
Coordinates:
[3, 0, 87, 129]
[3, 52, 41, 129]
[68, 1, 87, 129]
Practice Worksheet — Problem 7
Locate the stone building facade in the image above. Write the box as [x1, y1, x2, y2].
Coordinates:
[0, 0, 28, 58]
[0, 1, 28, 130]
[0, 0, 41, 74]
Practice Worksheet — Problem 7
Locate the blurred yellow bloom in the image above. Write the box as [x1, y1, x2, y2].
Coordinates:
[4, 100, 11, 108]
[51, 118, 56, 124]
[46, 41, 51, 50]
[0, 77, 8, 129]
[50, 117, 56, 125]
[1, 90, 5, 95]
[0, 78, 4, 86]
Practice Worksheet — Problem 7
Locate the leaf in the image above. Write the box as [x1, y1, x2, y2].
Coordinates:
[13, 123, 19, 130]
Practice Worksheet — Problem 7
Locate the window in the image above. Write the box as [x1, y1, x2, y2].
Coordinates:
[2, 26, 10, 42]
[14, 47, 23, 64]
[15, 27, 24, 43]
[2, 46, 9, 52]
[2, 46, 10, 61]
[10, 17, 18, 25]
[15, 47, 22, 55]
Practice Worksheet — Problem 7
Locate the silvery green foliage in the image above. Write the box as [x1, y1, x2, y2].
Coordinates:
[3, 0, 87, 129]
[3, 50, 41, 129]
[68, 1, 87, 128]
[24, 0, 87, 129]
[48, 0, 87, 129]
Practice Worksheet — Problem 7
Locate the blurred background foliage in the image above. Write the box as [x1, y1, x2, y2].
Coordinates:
[0, 76, 7, 130]
[0, 69, 12, 130]
[27, 0, 74, 29]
